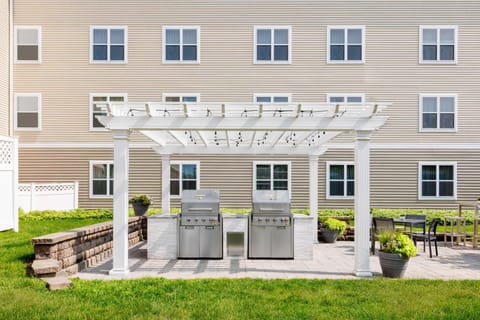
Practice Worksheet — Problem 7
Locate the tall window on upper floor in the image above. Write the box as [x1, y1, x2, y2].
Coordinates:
[254, 95, 290, 103]
[90, 161, 114, 198]
[420, 26, 457, 64]
[14, 94, 41, 130]
[327, 162, 354, 199]
[253, 162, 290, 191]
[254, 27, 291, 64]
[419, 162, 456, 199]
[90, 26, 127, 63]
[15, 26, 41, 63]
[420, 95, 456, 131]
[327, 94, 364, 104]
[170, 162, 200, 197]
[328, 26, 364, 63]
[90, 94, 127, 130]
[163, 27, 200, 63]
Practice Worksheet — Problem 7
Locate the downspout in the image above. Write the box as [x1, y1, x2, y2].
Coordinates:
[9, 0, 14, 136]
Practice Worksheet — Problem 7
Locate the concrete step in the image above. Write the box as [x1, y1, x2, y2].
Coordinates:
[43, 276, 72, 291]
[31, 259, 61, 277]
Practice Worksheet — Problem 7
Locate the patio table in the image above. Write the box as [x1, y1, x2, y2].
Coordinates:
[393, 218, 426, 238]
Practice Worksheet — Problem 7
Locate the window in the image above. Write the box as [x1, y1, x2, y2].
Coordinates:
[163, 27, 200, 63]
[90, 26, 127, 63]
[327, 94, 364, 104]
[253, 162, 290, 192]
[170, 162, 200, 197]
[90, 94, 127, 130]
[254, 94, 290, 103]
[420, 26, 457, 63]
[420, 95, 456, 131]
[14, 94, 41, 130]
[163, 94, 199, 103]
[15, 26, 41, 63]
[327, 162, 354, 198]
[419, 163, 456, 199]
[328, 26, 364, 63]
[254, 26, 291, 63]
[90, 161, 114, 198]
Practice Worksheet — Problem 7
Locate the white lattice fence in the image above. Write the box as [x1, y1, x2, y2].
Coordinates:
[18, 182, 79, 212]
[0, 136, 18, 231]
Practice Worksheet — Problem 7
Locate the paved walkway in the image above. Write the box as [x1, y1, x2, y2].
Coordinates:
[76, 241, 480, 280]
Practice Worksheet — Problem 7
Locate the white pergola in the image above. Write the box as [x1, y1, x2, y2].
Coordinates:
[98, 101, 390, 277]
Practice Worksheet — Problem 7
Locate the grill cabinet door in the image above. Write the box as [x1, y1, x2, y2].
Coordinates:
[199, 225, 222, 258]
[179, 226, 200, 258]
[271, 226, 293, 258]
[250, 225, 271, 257]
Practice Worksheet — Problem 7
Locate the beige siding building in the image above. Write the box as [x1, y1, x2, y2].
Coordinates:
[0, 0, 11, 136]
[8, 0, 480, 210]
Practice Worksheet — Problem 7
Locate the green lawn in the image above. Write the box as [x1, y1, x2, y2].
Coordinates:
[1, 218, 480, 319]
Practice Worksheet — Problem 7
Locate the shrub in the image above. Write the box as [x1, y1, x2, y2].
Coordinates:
[378, 231, 417, 258]
[19, 209, 113, 221]
[129, 195, 152, 206]
[323, 218, 347, 235]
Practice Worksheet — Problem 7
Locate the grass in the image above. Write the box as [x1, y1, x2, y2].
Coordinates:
[1, 217, 480, 319]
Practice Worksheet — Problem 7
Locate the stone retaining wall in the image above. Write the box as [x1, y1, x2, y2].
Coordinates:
[31, 216, 147, 276]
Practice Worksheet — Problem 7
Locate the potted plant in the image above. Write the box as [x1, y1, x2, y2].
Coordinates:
[378, 231, 417, 278]
[320, 218, 347, 243]
[129, 194, 152, 216]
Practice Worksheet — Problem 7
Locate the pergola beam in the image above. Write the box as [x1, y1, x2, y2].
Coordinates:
[152, 145, 328, 155]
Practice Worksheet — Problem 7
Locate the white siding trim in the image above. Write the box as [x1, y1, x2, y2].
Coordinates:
[253, 26, 292, 64]
[418, 94, 458, 132]
[89, 25, 128, 64]
[327, 25, 365, 64]
[169, 160, 201, 198]
[419, 25, 458, 65]
[14, 26, 42, 64]
[14, 93, 42, 131]
[326, 161, 355, 200]
[89, 160, 114, 199]
[252, 161, 292, 197]
[162, 26, 201, 64]
[89, 93, 128, 131]
[418, 161, 457, 200]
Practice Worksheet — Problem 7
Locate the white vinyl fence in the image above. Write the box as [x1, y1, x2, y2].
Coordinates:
[18, 182, 79, 212]
[0, 136, 18, 232]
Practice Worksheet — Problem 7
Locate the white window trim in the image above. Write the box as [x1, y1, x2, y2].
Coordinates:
[326, 161, 355, 199]
[418, 94, 457, 132]
[252, 161, 292, 197]
[14, 93, 42, 131]
[89, 26, 128, 64]
[327, 25, 365, 64]
[253, 93, 292, 103]
[162, 93, 201, 102]
[253, 26, 292, 64]
[14, 26, 42, 64]
[162, 26, 201, 64]
[170, 161, 201, 198]
[89, 93, 128, 131]
[419, 25, 458, 64]
[89, 160, 114, 199]
[418, 161, 457, 200]
[326, 93, 365, 103]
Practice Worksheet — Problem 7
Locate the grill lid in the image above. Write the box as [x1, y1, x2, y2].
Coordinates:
[252, 190, 290, 215]
[181, 189, 220, 214]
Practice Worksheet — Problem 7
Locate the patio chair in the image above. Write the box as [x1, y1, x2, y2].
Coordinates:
[403, 214, 426, 236]
[412, 218, 441, 258]
[370, 217, 395, 254]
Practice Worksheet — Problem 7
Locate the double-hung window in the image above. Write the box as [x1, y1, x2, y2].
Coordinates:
[254, 27, 291, 63]
[420, 95, 456, 131]
[170, 162, 200, 197]
[420, 26, 457, 63]
[327, 162, 354, 198]
[15, 26, 41, 63]
[328, 26, 364, 63]
[90, 26, 127, 63]
[254, 94, 290, 103]
[419, 162, 456, 199]
[14, 94, 41, 130]
[90, 161, 114, 198]
[253, 162, 290, 191]
[163, 27, 200, 63]
[327, 94, 364, 104]
[90, 94, 127, 130]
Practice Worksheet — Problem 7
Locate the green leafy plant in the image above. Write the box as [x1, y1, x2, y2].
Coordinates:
[323, 218, 347, 235]
[129, 195, 152, 206]
[378, 231, 417, 258]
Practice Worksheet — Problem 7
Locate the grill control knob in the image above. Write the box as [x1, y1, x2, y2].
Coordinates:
[265, 219, 270, 222]
[195, 218, 199, 222]
[187, 219, 191, 222]
[273, 218, 276, 222]
[202, 219, 206, 222]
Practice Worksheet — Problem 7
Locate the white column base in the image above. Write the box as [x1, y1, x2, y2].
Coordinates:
[354, 270, 373, 278]
[109, 269, 130, 276]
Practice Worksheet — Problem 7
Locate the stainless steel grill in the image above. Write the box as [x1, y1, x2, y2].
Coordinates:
[178, 189, 223, 259]
[249, 190, 294, 259]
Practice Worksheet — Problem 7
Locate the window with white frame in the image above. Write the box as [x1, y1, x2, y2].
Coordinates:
[170, 162, 199, 197]
[254, 162, 290, 191]
[255, 95, 290, 103]
[420, 95, 456, 130]
[254, 27, 291, 63]
[163, 94, 199, 103]
[91, 26, 127, 63]
[163, 27, 199, 63]
[90, 161, 114, 197]
[328, 26, 364, 63]
[328, 94, 364, 104]
[327, 162, 354, 198]
[419, 163, 456, 199]
[15, 26, 41, 63]
[15, 94, 41, 130]
[90, 94, 127, 130]
[420, 26, 457, 63]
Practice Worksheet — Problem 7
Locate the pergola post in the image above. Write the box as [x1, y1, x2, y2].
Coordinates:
[309, 154, 319, 243]
[354, 130, 372, 277]
[110, 129, 130, 275]
[161, 154, 171, 215]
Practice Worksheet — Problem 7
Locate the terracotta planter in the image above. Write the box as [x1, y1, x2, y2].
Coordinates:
[378, 251, 410, 278]
[321, 228, 339, 243]
[132, 203, 149, 216]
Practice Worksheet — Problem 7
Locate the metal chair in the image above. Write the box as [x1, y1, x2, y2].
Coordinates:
[370, 217, 395, 254]
[412, 218, 441, 258]
[404, 214, 427, 236]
